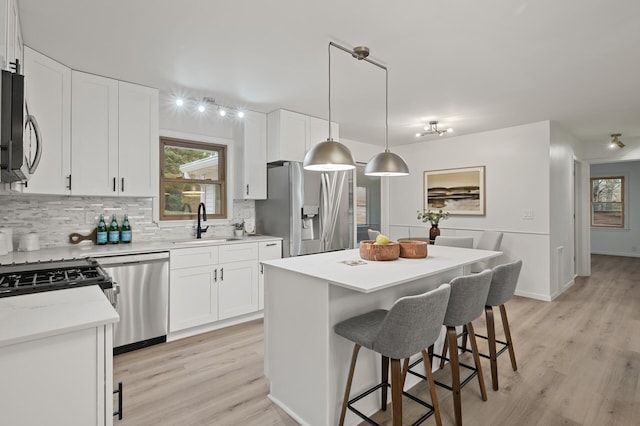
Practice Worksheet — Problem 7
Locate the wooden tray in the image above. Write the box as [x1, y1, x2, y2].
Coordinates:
[359, 240, 400, 261]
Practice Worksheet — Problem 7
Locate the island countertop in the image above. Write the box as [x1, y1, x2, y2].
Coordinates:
[261, 244, 502, 293]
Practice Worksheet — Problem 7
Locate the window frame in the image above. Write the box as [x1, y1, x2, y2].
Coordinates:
[159, 136, 227, 221]
[590, 175, 624, 229]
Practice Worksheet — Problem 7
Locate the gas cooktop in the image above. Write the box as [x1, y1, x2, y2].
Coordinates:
[0, 258, 113, 298]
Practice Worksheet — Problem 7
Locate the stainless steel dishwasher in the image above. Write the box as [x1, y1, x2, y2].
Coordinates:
[97, 252, 169, 355]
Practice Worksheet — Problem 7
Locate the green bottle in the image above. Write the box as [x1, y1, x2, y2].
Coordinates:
[96, 214, 108, 245]
[120, 214, 132, 243]
[108, 214, 120, 244]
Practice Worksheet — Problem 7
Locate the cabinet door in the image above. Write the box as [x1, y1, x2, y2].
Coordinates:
[169, 266, 218, 332]
[258, 241, 282, 310]
[118, 81, 159, 197]
[218, 260, 258, 320]
[71, 71, 118, 196]
[267, 109, 309, 163]
[0, 0, 7, 70]
[234, 110, 266, 199]
[23, 47, 71, 194]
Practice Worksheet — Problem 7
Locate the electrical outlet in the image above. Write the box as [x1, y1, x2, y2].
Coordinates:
[522, 209, 534, 220]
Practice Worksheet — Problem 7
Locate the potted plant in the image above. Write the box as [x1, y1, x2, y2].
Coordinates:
[234, 221, 245, 237]
[417, 209, 450, 241]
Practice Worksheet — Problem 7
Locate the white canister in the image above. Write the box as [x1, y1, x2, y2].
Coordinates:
[18, 232, 40, 252]
[0, 233, 7, 256]
[0, 228, 12, 252]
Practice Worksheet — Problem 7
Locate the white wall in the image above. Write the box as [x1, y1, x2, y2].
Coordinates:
[549, 122, 583, 297]
[590, 160, 640, 257]
[390, 121, 554, 300]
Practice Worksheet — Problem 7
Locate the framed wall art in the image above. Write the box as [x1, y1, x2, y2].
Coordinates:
[423, 166, 485, 215]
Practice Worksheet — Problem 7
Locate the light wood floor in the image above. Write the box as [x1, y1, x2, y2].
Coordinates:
[114, 255, 640, 425]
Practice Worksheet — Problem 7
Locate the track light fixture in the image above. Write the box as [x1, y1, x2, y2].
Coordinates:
[609, 133, 624, 149]
[174, 96, 246, 118]
[416, 121, 453, 137]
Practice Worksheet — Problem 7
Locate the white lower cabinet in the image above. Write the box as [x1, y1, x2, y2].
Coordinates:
[259, 241, 282, 310]
[170, 242, 268, 333]
[218, 260, 258, 319]
[0, 324, 114, 426]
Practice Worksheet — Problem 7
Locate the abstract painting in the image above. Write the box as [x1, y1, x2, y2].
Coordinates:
[423, 166, 485, 215]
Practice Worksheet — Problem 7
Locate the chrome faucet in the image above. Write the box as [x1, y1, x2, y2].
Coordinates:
[196, 202, 208, 239]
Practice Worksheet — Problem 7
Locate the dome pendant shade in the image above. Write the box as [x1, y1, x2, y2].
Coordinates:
[303, 138, 356, 171]
[364, 150, 409, 176]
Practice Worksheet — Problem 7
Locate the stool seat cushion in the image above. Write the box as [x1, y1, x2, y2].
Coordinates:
[335, 309, 389, 351]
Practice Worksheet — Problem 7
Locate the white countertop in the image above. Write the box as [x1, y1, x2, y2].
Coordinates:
[0, 286, 119, 348]
[262, 245, 501, 293]
[0, 235, 282, 265]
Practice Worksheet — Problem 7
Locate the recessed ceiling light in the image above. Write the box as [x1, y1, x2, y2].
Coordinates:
[237, 111, 245, 118]
[219, 109, 226, 117]
[198, 105, 205, 113]
[176, 98, 184, 107]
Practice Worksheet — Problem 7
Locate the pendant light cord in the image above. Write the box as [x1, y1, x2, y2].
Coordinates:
[328, 42, 332, 140]
[385, 67, 389, 152]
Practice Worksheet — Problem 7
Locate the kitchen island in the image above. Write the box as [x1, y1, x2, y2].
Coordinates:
[262, 245, 501, 426]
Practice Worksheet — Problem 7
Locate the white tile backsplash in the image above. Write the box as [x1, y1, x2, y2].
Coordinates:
[0, 195, 254, 248]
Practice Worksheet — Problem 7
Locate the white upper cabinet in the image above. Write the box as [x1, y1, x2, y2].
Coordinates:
[267, 109, 309, 163]
[71, 71, 119, 196]
[234, 110, 267, 199]
[71, 71, 158, 197]
[118, 81, 159, 197]
[267, 109, 338, 163]
[22, 47, 71, 195]
[1, 0, 22, 71]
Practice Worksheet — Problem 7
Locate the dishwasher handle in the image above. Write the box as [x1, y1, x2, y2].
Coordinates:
[95, 252, 169, 267]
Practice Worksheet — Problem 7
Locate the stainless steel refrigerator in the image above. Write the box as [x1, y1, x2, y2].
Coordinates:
[255, 162, 353, 257]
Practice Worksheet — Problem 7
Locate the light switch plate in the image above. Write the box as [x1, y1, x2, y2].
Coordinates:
[522, 209, 534, 220]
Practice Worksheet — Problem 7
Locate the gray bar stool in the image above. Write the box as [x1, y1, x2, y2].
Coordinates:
[478, 259, 522, 390]
[410, 269, 493, 426]
[334, 284, 451, 426]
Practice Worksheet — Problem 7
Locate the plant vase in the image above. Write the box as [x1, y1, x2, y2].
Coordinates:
[429, 224, 440, 242]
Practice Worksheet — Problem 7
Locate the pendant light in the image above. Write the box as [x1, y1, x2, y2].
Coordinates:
[303, 43, 356, 171]
[364, 54, 409, 176]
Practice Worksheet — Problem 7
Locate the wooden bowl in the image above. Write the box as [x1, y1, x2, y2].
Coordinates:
[399, 240, 428, 259]
[359, 240, 400, 261]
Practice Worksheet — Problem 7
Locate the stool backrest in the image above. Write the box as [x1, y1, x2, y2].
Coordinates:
[444, 269, 493, 327]
[434, 236, 474, 248]
[374, 284, 451, 360]
[486, 259, 522, 306]
[475, 231, 503, 251]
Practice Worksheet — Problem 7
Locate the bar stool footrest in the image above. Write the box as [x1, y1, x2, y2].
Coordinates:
[408, 355, 479, 391]
[346, 381, 436, 426]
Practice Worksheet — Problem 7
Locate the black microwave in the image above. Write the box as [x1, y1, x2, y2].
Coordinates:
[0, 64, 27, 183]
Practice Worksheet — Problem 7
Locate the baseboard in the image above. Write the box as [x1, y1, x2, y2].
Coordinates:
[167, 311, 264, 342]
[514, 289, 552, 302]
[591, 250, 640, 258]
[267, 394, 312, 426]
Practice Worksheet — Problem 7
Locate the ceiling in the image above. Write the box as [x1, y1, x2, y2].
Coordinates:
[17, 0, 640, 147]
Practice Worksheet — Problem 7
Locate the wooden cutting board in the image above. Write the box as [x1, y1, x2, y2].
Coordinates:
[69, 228, 97, 244]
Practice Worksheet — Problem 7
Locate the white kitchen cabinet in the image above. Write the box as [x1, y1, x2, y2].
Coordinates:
[169, 242, 265, 332]
[234, 110, 267, 199]
[169, 246, 219, 332]
[218, 260, 258, 319]
[71, 71, 119, 196]
[118, 80, 159, 197]
[1, 0, 22, 71]
[258, 240, 282, 310]
[71, 71, 159, 197]
[1, 324, 114, 426]
[22, 46, 72, 194]
[267, 109, 338, 163]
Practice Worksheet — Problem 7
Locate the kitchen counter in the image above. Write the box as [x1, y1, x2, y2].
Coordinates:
[0, 235, 282, 265]
[0, 285, 119, 348]
[263, 245, 501, 426]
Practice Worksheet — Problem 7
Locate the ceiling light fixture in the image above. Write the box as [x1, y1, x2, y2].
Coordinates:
[609, 133, 624, 149]
[362, 50, 409, 176]
[173, 95, 244, 119]
[416, 121, 453, 137]
[303, 42, 356, 171]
